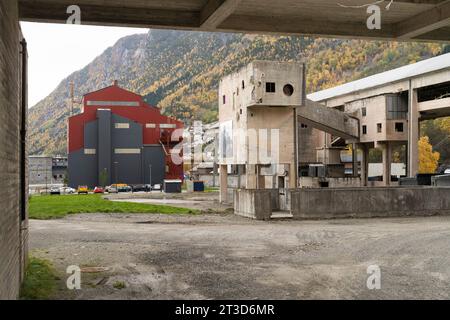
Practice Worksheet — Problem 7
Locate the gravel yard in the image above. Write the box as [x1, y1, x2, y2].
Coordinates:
[29, 211, 450, 299]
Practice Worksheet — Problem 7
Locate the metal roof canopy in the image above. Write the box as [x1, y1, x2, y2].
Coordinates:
[308, 52, 450, 101]
[19, 0, 450, 42]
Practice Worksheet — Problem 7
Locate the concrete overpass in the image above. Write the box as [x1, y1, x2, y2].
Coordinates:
[18, 0, 450, 42]
[298, 99, 360, 140]
[1, 0, 450, 300]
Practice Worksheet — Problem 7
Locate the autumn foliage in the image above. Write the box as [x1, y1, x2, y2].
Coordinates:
[418, 136, 440, 174]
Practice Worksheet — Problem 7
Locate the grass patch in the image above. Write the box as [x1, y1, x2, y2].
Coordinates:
[20, 257, 58, 300]
[113, 281, 126, 290]
[29, 194, 198, 219]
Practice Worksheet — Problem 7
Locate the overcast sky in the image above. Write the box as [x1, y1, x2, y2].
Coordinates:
[20, 22, 149, 107]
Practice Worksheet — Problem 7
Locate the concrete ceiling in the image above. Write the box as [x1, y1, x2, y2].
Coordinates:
[19, 0, 450, 42]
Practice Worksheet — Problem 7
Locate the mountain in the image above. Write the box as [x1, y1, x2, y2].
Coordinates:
[28, 29, 445, 156]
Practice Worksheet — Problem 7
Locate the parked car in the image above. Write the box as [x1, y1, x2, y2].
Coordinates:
[131, 184, 149, 192]
[77, 185, 89, 194]
[105, 185, 118, 193]
[118, 185, 132, 193]
[93, 186, 104, 194]
[152, 184, 162, 191]
[60, 187, 76, 194]
[50, 186, 61, 195]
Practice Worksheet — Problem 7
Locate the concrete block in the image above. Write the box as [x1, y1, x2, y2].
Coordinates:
[290, 187, 450, 220]
[234, 189, 272, 220]
[431, 175, 450, 187]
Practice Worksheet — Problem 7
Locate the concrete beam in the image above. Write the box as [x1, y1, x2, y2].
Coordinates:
[408, 87, 419, 177]
[200, 0, 242, 30]
[396, 0, 450, 39]
[19, 2, 199, 29]
[218, 15, 396, 40]
[297, 100, 360, 140]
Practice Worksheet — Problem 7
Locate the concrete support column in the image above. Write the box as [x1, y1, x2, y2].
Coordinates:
[352, 143, 358, 177]
[382, 142, 391, 186]
[246, 164, 257, 189]
[219, 164, 228, 203]
[359, 144, 369, 186]
[256, 165, 265, 189]
[289, 162, 296, 188]
[408, 85, 419, 177]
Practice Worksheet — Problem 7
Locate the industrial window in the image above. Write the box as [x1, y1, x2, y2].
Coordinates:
[115, 123, 129, 129]
[386, 94, 408, 120]
[377, 123, 382, 133]
[223, 95, 226, 104]
[301, 123, 308, 129]
[266, 82, 276, 93]
[395, 122, 404, 132]
[114, 148, 141, 154]
[84, 148, 96, 155]
[362, 107, 367, 117]
[242, 80, 245, 90]
[362, 125, 367, 135]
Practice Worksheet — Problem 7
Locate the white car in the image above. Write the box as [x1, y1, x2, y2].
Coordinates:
[445, 169, 450, 174]
[105, 185, 118, 193]
[60, 187, 76, 194]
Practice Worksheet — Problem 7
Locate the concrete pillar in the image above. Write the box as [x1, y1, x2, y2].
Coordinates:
[256, 165, 265, 189]
[219, 164, 228, 203]
[352, 143, 357, 177]
[408, 85, 419, 177]
[359, 144, 368, 186]
[245, 164, 257, 189]
[289, 162, 296, 188]
[382, 142, 391, 186]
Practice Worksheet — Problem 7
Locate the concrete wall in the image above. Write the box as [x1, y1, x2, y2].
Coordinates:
[0, 0, 27, 299]
[299, 177, 361, 188]
[234, 189, 272, 220]
[28, 156, 52, 185]
[290, 187, 450, 219]
[431, 175, 450, 186]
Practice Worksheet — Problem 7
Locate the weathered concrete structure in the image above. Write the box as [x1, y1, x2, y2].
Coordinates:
[218, 61, 363, 205]
[28, 156, 52, 186]
[218, 61, 305, 204]
[309, 52, 450, 186]
[0, 0, 28, 300]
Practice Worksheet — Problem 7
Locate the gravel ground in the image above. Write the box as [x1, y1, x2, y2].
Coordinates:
[29, 213, 450, 299]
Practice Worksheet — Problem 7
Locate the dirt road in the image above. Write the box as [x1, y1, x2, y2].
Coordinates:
[30, 213, 450, 299]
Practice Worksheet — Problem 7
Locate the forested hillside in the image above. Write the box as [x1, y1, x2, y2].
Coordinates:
[28, 29, 446, 157]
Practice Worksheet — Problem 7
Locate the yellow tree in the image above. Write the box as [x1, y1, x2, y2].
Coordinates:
[418, 136, 440, 173]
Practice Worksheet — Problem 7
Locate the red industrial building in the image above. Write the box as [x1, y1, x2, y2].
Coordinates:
[67, 81, 183, 188]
